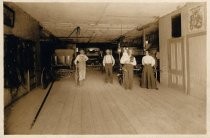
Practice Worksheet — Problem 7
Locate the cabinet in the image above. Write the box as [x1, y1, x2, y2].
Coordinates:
[4, 34, 39, 91]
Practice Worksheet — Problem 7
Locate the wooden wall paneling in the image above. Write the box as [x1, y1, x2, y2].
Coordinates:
[186, 31, 206, 95]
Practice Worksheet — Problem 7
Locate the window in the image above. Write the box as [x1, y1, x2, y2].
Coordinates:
[172, 14, 181, 38]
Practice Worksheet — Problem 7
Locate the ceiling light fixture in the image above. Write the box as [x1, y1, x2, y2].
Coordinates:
[90, 23, 96, 26]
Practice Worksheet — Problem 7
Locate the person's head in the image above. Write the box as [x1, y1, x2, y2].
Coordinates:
[106, 49, 111, 55]
[123, 48, 128, 53]
[128, 49, 133, 55]
[145, 51, 149, 56]
[80, 49, 85, 54]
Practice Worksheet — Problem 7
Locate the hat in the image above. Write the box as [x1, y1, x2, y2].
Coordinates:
[79, 49, 85, 53]
[106, 49, 111, 53]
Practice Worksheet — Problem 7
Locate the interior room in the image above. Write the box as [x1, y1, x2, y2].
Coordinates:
[3, 1, 207, 135]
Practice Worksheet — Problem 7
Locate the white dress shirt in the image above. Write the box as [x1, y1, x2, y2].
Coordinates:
[142, 55, 155, 66]
[120, 52, 137, 66]
[103, 55, 115, 66]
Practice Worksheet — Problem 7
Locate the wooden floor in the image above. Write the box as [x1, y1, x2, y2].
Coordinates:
[5, 69, 206, 134]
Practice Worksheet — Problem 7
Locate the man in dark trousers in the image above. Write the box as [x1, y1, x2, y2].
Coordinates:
[103, 49, 115, 83]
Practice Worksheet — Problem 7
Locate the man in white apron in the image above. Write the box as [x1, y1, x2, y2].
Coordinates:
[74, 50, 88, 85]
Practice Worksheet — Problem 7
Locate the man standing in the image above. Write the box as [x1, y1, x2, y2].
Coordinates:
[141, 51, 158, 90]
[74, 49, 88, 85]
[103, 49, 115, 83]
[120, 49, 137, 90]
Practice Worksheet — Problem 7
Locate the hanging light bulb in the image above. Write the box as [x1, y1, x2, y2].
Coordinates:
[144, 40, 149, 51]
[76, 26, 80, 35]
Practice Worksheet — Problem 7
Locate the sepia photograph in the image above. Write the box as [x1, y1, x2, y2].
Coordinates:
[1, 0, 209, 137]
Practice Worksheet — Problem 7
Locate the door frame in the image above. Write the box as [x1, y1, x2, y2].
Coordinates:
[186, 31, 206, 95]
[168, 37, 185, 92]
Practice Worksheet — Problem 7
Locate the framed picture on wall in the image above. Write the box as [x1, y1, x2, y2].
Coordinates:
[4, 4, 15, 27]
[188, 5, 205, 33]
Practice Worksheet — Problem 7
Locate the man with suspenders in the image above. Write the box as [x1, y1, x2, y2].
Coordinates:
[103, 49, 115, 83]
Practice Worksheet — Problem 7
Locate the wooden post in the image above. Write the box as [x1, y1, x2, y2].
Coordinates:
[143, 28, 146, 52]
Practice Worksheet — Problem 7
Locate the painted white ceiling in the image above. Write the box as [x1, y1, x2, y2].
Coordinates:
[15, 2, 185, 43]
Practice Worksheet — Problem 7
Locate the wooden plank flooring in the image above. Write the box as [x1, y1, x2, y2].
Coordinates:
[4, 69, 206, 134]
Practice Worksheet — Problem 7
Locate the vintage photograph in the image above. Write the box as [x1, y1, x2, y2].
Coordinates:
[2, 0, 208, 137]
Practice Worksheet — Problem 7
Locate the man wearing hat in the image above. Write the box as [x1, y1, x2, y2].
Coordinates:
[120, 49, 136, 90]
[103, 49, 115, 83]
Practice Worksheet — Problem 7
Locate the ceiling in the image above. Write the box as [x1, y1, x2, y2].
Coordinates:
[15, 2, 185, 43]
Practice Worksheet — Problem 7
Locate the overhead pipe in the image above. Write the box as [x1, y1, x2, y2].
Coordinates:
[67, 26, 80, 38]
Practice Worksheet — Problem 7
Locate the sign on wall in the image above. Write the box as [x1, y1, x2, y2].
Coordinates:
[188, 5, 205, 33]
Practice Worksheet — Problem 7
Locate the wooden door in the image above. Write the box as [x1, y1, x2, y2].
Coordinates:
[168, 37, 185, 91]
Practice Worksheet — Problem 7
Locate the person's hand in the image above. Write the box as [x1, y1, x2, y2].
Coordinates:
[125, 60, 130, 64]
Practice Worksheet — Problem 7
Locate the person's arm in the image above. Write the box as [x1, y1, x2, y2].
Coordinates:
[151, 57, 155, 67]
[85, 55, 89, 61]
[120, 55, 125, 64]
[74, 55, 79, 65]
[112, 55, 115, 66]
[142, 57, 145, 65]
[103, 56, 106, 66]
[132, 57, 137, 66]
